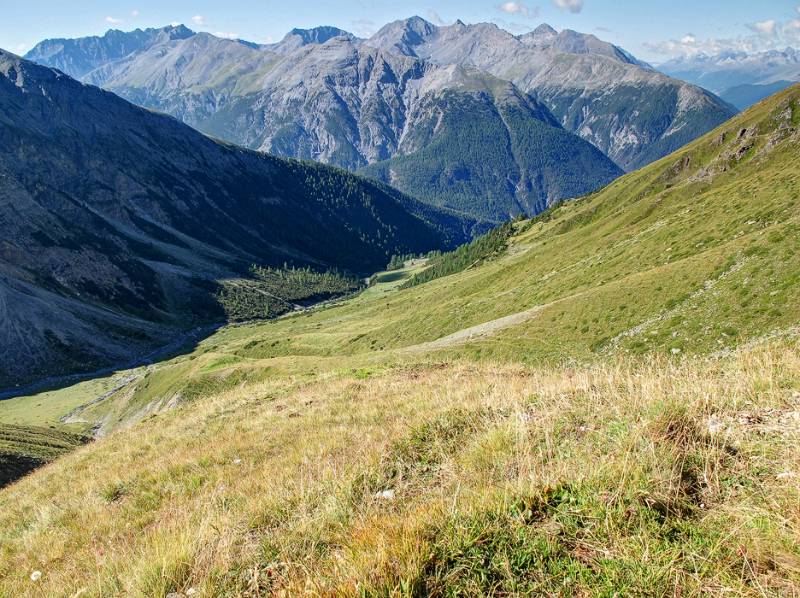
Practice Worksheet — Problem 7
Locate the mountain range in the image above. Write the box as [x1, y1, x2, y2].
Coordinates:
[25, 18, 737, 220]
[0, 49, 473, 389]
[363, 18, 735, 171]
[660, 48, 800, 109]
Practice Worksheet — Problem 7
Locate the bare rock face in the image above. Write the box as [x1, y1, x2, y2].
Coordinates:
[24, 25, 194, 78]
[265, 26, 359, 54]
[24, 18, 736, 215]
[0, 50, 469, 388]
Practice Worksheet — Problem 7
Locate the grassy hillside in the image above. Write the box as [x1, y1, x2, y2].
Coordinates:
[1, 86, 799, 595]
[0, 424, 89, 487]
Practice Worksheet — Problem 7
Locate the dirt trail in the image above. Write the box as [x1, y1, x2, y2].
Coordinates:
[404, 298, 563, 353]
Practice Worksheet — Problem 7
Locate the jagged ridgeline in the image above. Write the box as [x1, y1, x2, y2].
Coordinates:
[0, 51, 477, 388]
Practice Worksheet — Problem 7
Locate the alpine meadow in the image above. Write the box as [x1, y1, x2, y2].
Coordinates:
[1, 3, 800, 597]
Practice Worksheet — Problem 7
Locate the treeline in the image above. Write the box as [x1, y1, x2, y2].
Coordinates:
[402, 221, 516, 288]
[216, 266, 362, 322]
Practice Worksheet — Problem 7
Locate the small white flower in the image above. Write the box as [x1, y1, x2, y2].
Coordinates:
[671, 347, 682, 355]
[232, 458, 242, 465]
[375, 489, 395, 500]
[706, 416, 726, 436]
[30, 571, 42, 582]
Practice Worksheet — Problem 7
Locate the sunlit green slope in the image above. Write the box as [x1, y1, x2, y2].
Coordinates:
[149, 81, 800, 375]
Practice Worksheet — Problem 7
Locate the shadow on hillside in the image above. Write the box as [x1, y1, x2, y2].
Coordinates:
[0, 323, 222, 402]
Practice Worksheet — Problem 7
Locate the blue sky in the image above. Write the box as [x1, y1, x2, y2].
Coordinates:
[3, 0, 800, 62]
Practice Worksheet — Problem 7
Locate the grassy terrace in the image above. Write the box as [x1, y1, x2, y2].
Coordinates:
[0, 86, 799, 595]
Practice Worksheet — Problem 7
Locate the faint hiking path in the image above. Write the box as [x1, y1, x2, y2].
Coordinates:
[403, 289, 590, 353]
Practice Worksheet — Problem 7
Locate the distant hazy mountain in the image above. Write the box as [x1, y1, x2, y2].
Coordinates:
[23, 25, 195, 78]
[0, 50, 471, 387]
[364, 17, 736, 171]
[27, 25, 622, 220]
[659, 49, 800, 110]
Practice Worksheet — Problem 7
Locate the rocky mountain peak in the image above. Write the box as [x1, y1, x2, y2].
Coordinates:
[365, 16, 439, 56]
[268, 25, 357, 54]
[155, 24, 195, 41]
[531, 24, 558, 38]
[402, 16, 437, 34]
[287, 26, 354, 44]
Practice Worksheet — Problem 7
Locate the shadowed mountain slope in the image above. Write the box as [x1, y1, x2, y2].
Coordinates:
[0, 50, 473, 388]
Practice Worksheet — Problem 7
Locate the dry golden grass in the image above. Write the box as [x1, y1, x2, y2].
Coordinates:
[1, 339, 799, 596]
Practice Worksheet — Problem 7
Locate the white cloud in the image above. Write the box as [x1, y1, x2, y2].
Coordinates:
[214, 31, 239, 39]
[105, 16, 123, 25]
[131, 9, 139, 17]
[350, 18, 376, 38]
[748, 19, 777, 36]
[426, 9, 446, 25]
[646, 35, 756, 59]
[648, 14, 800, 60]
[784, 19, 800, 43]
[499, 1, 533, 18]
[552, 0, 584, 14]
[191, 15, 206, 26]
